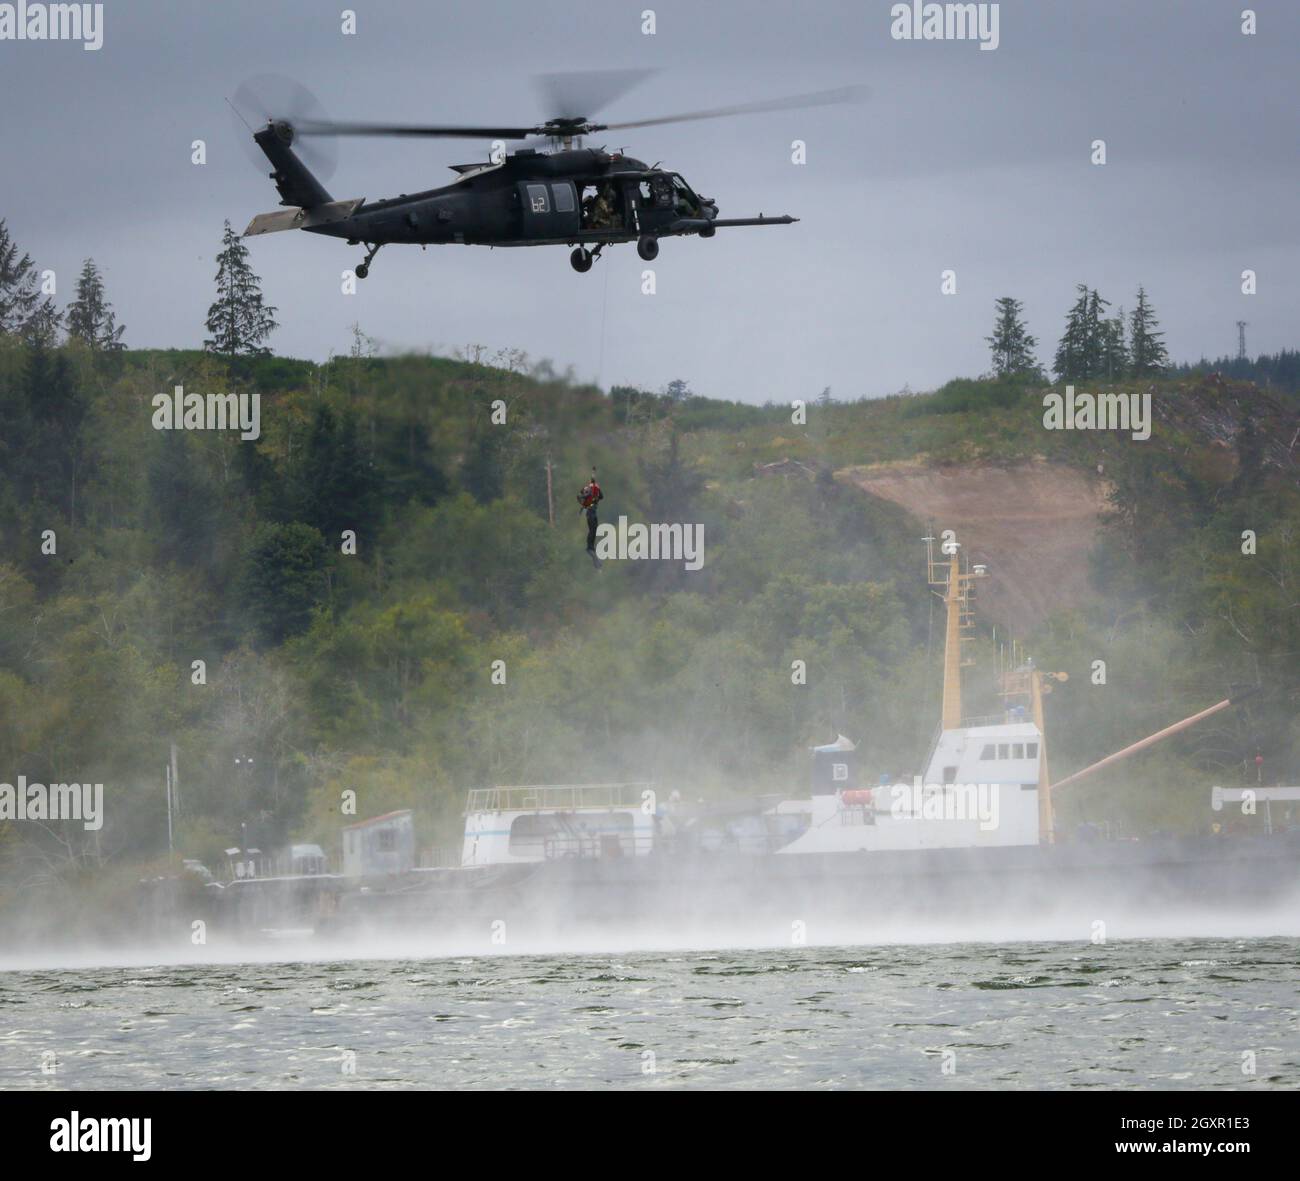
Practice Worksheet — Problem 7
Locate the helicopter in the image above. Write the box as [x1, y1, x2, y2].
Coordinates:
[236, 72, 864, 278]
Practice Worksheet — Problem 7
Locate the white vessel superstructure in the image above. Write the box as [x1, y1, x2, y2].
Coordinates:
[777, 537, 1063, 855]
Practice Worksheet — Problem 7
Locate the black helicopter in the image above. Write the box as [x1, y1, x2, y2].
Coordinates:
[236, 72, 863, 277]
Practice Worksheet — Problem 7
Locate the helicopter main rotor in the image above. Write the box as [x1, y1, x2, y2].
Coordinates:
[286, 78, 867, 146]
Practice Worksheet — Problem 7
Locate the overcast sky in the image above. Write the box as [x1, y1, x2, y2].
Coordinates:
[4, 0, 1296, 402]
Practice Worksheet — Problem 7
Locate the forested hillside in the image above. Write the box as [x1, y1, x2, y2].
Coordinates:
[1, 328, 1298, 905]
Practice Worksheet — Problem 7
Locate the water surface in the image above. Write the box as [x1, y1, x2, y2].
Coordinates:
[2, 937, 1296, 1089]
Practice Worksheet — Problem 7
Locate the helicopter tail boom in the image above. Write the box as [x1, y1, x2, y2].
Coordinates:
[253, 122, 333, 209]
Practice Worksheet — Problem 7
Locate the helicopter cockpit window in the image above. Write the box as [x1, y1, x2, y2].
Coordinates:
[551, 183, 574, 214]
[670, 174, 697, 213]
[526, 184, 550, 214]
[650, 175, 673, 208]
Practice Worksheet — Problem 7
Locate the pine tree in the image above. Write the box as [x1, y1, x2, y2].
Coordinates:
[21, 301, 62, 348]
[66, 258, 126, 351]
[985, 296, 1040, 377]
[25, 345, 86, 519]
[1129, 286, 1169, 376]
[1082, 288, 1111, 380]
[293, 403, 378, 534]
[1101, 308, 1129, 381]
[238, 522, 326, 645]
[0, 219, 61, 343]
[204, 220, 278, 357]
[1053, 285, 1091, 382]
[147, 430, 221, 569]
[1054, 286, 1116, 382]
[460, 425, 506, 504]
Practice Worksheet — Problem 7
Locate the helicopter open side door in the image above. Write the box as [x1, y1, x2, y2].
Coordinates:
[518, 180, 580, 240]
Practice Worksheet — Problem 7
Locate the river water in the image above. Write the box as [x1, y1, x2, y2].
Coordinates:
[2, 936, 1297, 1089]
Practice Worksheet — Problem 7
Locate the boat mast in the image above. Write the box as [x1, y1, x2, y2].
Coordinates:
[925, 535, 983, 730]
[1029, 669, 1056, 844]
[926, 535, 1061, 844]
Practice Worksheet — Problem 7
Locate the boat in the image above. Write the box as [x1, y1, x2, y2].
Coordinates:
[308, 537, 1300, 945]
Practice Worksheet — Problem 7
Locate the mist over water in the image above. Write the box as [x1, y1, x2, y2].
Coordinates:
[6, 817, 1298, 1093]
[5, 899, 1300, 974]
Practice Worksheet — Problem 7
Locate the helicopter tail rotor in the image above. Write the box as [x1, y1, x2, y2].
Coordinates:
[229, 74, 339, 183]
[252, 120, 334, 210]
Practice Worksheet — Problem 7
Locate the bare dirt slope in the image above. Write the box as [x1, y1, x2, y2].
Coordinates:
[839, 458, 1108, 632]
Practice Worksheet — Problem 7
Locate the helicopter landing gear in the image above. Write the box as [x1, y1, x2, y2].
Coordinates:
[570, 245, 605, 273]
[637, 235, 659, 262]
[699, 222, 716, 239]
[354, 243, 382, 280]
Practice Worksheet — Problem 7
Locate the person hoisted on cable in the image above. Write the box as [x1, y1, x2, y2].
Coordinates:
[577, 472, 604, 557]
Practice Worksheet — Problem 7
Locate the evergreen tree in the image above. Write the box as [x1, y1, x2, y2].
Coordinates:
[1100, 308, 1129, 381]
[1054, 286, 1114, 382]
[985, 296, 1040, 377]
[0, 219, 61, 342]
[1129, 286, 1169, 376]
[238, 522, 326, 645]
[640, 422, 704, 523]
[66, 258, 126, 351]
[292, 403, 378, 536]
[1054, 285, 1091, 382]
[147, 430, 221, 570]
[460, 427, 506, 504]
[373, 417, 448, 508]
[1173, 348, 1300, 393]
[25, 344, 82, 480]
[204, 220, 278, 357]
[8, 343, 52, 514]
[1083, 288, 1111, 379]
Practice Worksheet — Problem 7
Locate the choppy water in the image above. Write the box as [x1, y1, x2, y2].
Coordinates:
[2, 937, 1297, 1089]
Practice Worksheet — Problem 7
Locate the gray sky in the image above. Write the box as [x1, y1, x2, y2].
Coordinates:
[4, 0, 1296, 401]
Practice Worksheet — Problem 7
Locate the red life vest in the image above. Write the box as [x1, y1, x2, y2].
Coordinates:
[579, 481, 603, 510]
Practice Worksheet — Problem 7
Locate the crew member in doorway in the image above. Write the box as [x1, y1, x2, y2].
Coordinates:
[591, 184, 618, 229]
[578, 472, 603, 557]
